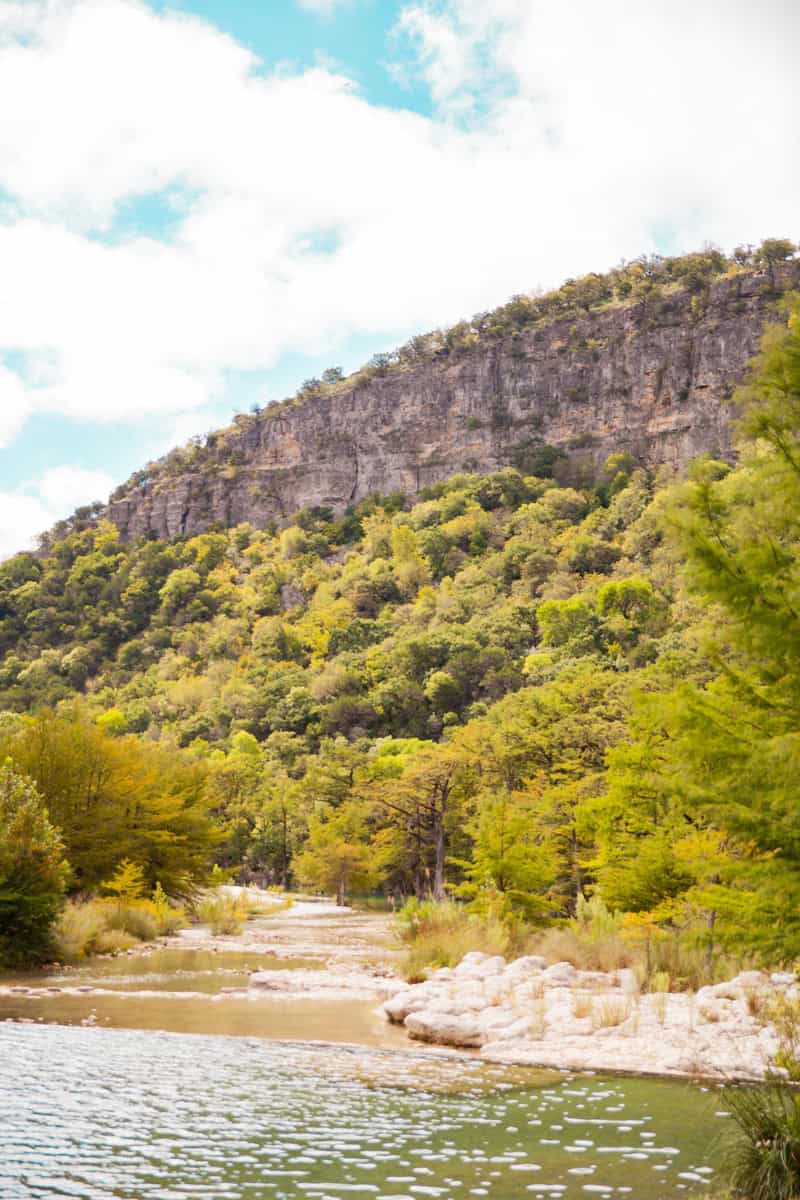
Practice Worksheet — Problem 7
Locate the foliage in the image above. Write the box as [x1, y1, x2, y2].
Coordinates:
[3, 294, 800, 970]
[0, 759, 67, 966]
[52, 894, 169, 961]
[0, 711, 219, 895]
[723, 1081, 800, 1200]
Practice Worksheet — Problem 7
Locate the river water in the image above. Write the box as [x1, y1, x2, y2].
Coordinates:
[1, 1018, 728, 1200]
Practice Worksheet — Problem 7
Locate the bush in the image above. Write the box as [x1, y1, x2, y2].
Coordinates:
[723, 1081, 800, 1200]
[53, 895, 167, 961]
[93, 929, 138, 955]
[148, 882, 186, 935]
[53, 900, 108, 961]
[0, 759, 68, 966]
[195, 890, 246, 935]
[395, 898, 510, 981]
[104, 902, 158, 942]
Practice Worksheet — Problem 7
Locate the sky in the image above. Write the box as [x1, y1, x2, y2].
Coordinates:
[0, 0, 798, 558]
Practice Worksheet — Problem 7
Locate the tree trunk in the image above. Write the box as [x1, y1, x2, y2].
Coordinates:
[337, 873, 346, 907]
[433, 811, 445, 902]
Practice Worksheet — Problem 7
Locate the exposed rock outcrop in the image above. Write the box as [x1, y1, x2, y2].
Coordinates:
[106, 265, 799, 542]
[384, 951, 792, 1080]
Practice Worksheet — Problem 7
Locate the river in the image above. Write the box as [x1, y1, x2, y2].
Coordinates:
[0, 910, 731, 1199]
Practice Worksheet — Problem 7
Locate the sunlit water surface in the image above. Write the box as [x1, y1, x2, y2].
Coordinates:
[1, 1023, 728, 1200]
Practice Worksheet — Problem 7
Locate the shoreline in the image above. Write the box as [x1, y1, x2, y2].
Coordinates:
[3, 893, 792, 1083]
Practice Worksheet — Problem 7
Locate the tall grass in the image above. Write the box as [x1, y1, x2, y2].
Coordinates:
[195, 890, 247, 935]
[723, 1081, 800, 1200]
[531, 896, 740, 991]
[53, 892, 186, 961]
[394, 898, 510, 982]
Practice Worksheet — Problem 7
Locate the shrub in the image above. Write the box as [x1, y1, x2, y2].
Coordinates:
[104, 902, 158, 942]
[395, 898, 510, 981]
[148, 883, 187, 935]
[53, 900, 108, 961]
[53, 896, 165, 961]
[723, 1081, 800, 1200]
[93, 929, 138, 955]
[195, 890, 246, 935]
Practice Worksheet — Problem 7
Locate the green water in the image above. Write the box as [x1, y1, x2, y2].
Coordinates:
[4, 948, 323, 994]
[0, 1023, 728, 1200]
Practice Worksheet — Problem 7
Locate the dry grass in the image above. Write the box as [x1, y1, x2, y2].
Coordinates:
[766, 994, 800, 1080]
[53, 896, 175, 961]
[395, 899, 510, 982]
[195, 890, 247, 936]
[532, 925, 633, 974]
[572, 992, 593, 1019]
[530, 998, 546, 1039]
[744, 987, 768, 1020]
[653, 992, 668, 1025]
[593, 998, 630, 1029]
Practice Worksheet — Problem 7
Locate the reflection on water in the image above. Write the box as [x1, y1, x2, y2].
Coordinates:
[0, 947, 409, 1047]
[4, 948, 323, 993]
[1, 1023, 726, 1200]
[0, 992, 411, 1048]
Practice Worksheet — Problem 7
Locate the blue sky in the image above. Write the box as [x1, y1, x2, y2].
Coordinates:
[0, 0, 797, 555]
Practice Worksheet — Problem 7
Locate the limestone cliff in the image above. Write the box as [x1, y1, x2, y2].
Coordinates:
[106, 264, 798, 541]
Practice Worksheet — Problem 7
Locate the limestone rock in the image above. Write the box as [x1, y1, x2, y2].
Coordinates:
[405, 1009, 485, 1047]
[102, 266, 800, 544]
[505, 955, 547, 976]
[542, 961, 577, 985]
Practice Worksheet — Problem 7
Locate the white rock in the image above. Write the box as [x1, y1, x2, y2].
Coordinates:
[383, 989, 433, 1023]
[405, 1009, 484, 1047]
[733, 970, 768, 990]
[504, 955, 547, 976]
[454, 954, 507, 979]
[542, 961, 577, 985]
[478, 1007, 520, 1035]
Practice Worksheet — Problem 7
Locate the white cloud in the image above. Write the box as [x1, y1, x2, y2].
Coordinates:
[0, 364, 31, 447]
[0, 465, 114, 559]
[0, 0, 796, 481]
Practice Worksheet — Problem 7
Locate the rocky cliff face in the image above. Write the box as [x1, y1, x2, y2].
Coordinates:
[107, 266, 798, 541]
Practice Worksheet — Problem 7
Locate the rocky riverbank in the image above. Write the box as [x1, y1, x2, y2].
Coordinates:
[383, 951, 793, 1081]
[4, 894, 794, 1081]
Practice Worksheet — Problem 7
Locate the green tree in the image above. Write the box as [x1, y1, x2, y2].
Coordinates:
[293, 800, 377, 905]
[0, 759, 68, 966]
[635, 296, 800, 958]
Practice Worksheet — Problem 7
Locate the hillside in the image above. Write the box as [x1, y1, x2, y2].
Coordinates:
[65, 245, 800, 546]
[2, 248, 800, 980]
